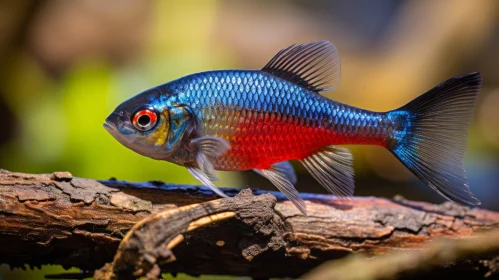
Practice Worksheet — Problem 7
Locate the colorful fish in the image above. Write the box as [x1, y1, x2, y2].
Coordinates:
[104, 41, 482, 214]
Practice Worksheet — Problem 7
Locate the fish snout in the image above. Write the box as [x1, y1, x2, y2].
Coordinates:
[104, 112, 121, 132]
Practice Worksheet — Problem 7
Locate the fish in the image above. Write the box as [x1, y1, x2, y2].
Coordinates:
[104, 40, 482, 215]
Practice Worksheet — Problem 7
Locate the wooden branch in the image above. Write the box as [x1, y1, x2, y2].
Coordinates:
[303, 228, 499, 280]
[94, 190, 280, 280]
[1, 169, 499, 279]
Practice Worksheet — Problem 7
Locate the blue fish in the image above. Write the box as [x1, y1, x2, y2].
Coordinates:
[104, 41, 482, 214]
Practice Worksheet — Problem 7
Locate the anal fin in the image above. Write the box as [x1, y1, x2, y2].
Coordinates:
[301, 146, 355, 198]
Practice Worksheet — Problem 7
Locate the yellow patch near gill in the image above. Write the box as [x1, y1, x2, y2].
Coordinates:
[152, 110, 169, 146]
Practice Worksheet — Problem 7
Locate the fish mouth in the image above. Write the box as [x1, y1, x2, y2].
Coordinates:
[104, 111, 119, 133]
[103, 115, 136, 145]
[103, 121, 117, 132]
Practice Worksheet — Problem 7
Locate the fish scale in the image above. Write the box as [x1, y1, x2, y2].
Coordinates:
[170, 70, 390, 170]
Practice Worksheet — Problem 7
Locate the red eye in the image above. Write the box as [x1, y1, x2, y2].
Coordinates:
[132, 108, 158, 131]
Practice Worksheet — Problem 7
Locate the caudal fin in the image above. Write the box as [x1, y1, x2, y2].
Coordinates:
[388, 72, 482, 206]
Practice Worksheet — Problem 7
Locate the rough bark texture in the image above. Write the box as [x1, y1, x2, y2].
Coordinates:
[1, 169, 499, 279]
[303, 228, 499, 280]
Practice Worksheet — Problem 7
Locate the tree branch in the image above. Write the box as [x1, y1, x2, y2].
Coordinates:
[303, 228, 499, 280]
[1, 169, 498, 279]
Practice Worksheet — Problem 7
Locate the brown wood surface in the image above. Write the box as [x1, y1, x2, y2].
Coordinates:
[1, 169, 498, 279]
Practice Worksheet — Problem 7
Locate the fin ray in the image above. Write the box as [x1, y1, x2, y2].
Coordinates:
[262, 40, 341, 93]
[253, 161, 297, 184]
[186, 165, 228, 198]
[258, 167, 306, 215]
[301, 146, 355, 198]
[191, 136, 230, 158]
[196, 153, 218, 181]
[389, 72, 482, 206]
[191, 136, 230, 181]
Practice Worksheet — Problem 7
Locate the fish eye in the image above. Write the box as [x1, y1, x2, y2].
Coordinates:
[132, 106, 158, 131]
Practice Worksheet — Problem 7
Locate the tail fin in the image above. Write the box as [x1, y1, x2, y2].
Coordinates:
[388, 72, 482, 206]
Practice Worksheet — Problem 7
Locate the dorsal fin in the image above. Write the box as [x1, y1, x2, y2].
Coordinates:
[261, 40, 341, 93]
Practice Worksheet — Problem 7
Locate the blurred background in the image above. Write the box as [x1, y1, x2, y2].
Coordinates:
[0, 0, 498, 279]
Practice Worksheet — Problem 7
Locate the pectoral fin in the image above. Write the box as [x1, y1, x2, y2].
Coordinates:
[191, 136, 231, 181]
[300, 146, 355, 198]
[191, 136, 230, 158]
[257, 164, 306, 215]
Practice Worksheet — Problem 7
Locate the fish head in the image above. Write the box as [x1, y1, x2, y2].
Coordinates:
[104, 93, 174, 160]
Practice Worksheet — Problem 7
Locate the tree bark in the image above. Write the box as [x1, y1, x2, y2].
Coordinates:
[0, 169, 498, 279]
[303, 228, 499, 280]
